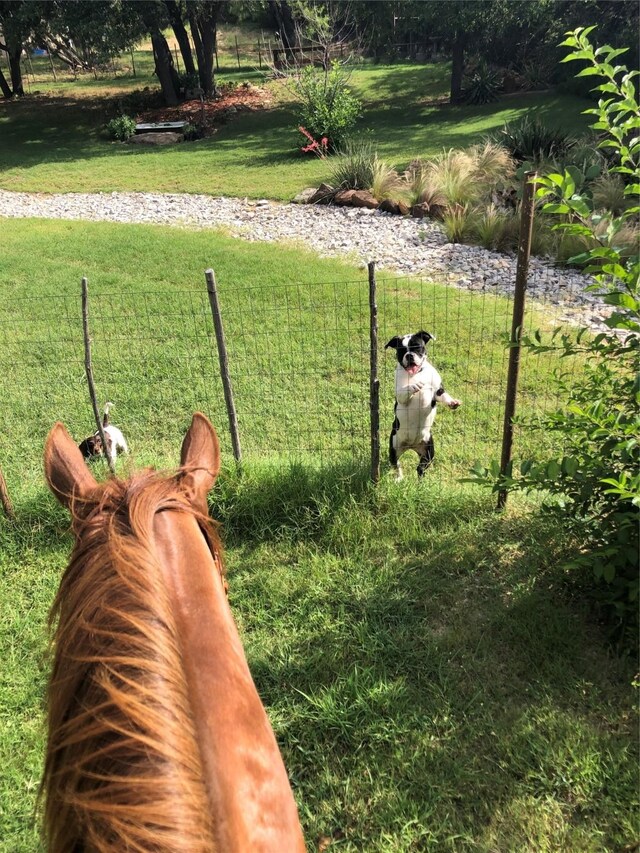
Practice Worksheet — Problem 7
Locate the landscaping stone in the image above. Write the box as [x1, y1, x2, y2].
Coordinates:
[379, 199, 400, 214]
[129, 132, 183, 145]
[308, 183, 335, 204]
[411, 202, 430, 218]
[292, 188, 318, 204]
[333, 189, 357, 206]
[350, 190, 379, 209]
[0, 189, 613, 331]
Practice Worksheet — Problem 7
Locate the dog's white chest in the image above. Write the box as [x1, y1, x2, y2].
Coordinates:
[394, 363, 442, 447]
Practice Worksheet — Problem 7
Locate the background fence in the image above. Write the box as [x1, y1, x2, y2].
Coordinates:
[0, 263, 589, 505]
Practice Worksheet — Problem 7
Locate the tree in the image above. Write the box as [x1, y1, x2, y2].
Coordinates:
[186, 0, 220, 98]
[0, 0, 45, 97]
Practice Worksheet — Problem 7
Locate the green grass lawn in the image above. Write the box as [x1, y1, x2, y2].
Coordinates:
[0, 219, 637, 851]
[0, 48, 592, 199]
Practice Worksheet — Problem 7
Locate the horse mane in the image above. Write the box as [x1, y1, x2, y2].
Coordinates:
[41, 469, 225, 853]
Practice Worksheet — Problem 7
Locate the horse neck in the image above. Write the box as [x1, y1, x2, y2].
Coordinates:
[152, 509, 306, 853]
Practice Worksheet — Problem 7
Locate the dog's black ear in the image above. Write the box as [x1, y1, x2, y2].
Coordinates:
[385, 336, 402, 350]
[416, 330, 435, 345]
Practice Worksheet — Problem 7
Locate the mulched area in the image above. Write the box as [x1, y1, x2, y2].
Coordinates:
[136, 82, 272, 132]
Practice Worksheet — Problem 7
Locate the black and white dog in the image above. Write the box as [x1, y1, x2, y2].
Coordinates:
[385, 331, 461, 480]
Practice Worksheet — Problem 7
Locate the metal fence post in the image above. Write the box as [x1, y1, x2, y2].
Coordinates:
[497, 171, 537, 510]
[205, 269, 242, 465]
[369, 262, 380, 483]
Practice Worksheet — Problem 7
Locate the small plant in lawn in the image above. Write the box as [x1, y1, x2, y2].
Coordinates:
[106, 115, 136, 141]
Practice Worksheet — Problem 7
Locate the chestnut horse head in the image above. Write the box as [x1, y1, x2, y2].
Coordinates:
[42, 413, 305, 853]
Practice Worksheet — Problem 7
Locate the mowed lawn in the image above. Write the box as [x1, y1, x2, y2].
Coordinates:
[0, 219, 637, 852]
[0, 52, 592, 199]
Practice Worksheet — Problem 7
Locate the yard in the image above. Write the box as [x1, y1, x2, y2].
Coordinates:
[0, 26, 637, 853]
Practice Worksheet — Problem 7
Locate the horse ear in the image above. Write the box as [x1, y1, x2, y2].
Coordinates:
[45, 422, 98, 509]
[179, 413, 221, 508]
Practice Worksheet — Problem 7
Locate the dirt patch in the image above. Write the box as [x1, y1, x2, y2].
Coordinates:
[136, 82, 272, 134]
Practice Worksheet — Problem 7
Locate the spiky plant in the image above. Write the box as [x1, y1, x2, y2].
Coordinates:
[428, 149, 479, 207]
[469, 204, 517, 252]
[468, 142, 516, 188]
[329, 139, 377, 190]
[442, 203, 472, 243]
[401, 160, 446, 207]
[370, 159, 407, 203]
[591, 173, 628, 216]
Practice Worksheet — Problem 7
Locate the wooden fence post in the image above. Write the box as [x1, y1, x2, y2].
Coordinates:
[369, 262, 380, 483]
[0, 465, 14, 519]
[205, 269, 242, 465]
[497, 171, 537, 510]
[81, 277, 115, 475]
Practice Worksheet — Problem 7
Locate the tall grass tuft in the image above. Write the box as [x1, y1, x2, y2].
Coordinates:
[443, 203, 472, 243]
[370, 159, 407, 203]
[402, 159, 447, 208]
[591, 173, 628, 216]
[469, 204, 517, 252]
[329, 140, 377, 190]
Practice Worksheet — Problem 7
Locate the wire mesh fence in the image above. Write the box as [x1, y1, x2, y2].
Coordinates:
[0, 264, 590, 500]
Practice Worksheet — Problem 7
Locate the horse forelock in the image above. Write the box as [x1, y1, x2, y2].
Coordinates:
[43, 471, 223, 853]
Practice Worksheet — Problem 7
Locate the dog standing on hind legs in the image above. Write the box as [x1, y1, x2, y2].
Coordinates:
[386, 331, 461, 480]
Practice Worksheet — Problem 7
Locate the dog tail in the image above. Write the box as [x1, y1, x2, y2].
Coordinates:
[103, 401, 113, 426]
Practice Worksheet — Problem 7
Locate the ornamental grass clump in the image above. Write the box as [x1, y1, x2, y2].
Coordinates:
[329, 139, 377, 190]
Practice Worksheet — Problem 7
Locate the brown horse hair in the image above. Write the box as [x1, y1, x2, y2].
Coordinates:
[41, 469, 225, 853]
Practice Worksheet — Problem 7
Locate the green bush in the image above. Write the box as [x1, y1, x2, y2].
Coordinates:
[492, 116, 576, 163]
[463, 60, 503, 105]
[293, 61, 361, 152]
[106, 115, 137, 142]
[470, 26, 640, 645]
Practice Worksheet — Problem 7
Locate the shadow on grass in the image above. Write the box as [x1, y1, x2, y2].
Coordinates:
[237, 503, 636, 848]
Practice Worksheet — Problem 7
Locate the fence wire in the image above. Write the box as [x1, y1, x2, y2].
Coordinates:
[0, 267, 590, 497]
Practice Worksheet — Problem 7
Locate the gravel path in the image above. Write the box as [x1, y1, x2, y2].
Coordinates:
[0, 189, 610, 329]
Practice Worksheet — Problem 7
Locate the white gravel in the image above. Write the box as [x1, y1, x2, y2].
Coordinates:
[0, 189, 611, 329]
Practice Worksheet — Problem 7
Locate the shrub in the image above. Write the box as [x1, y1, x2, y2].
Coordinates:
[470, 26, 640, 645]
[106, 115, 137, 142]
[293, 61, 361, 151]
[492, 116, 576, 163]
[463, 60, 503, 104]
[329, 139, 377, 189]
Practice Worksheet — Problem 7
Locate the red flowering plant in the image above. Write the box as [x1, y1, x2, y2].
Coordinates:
[298, 126, 329, 158]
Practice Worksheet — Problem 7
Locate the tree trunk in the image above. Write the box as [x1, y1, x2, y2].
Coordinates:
[198, 16, 216, 98]
[268, 0, 297, 50]
[188, 4, 217, 98]
[165, 0, 196, 75]
[151, 30, 179, 106]
[450, 32, 466, 103]
[0, 64, 12, 98]
[8, 46, 23, 96]
[188, 9, 206, 89]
